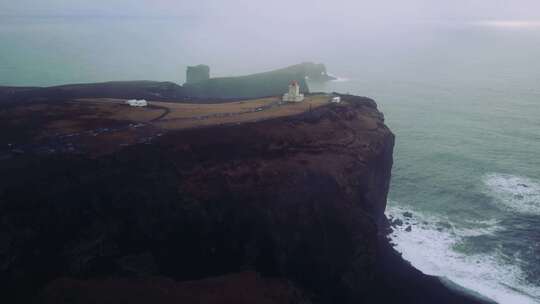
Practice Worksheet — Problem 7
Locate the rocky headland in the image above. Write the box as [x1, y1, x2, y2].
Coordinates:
[182, 62, 335, 99]
[0, 70, 488, 303]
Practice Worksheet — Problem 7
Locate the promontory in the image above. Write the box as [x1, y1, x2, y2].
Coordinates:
[0, 64, 486, 304]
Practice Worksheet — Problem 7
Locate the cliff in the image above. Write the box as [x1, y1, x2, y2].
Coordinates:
[0, 93, 484, 304]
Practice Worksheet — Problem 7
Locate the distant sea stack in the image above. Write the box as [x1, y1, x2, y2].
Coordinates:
[183, 62, 335, 99]
[185, 64, 210, 84]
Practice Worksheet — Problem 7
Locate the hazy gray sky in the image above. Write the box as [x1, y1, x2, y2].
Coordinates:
[2, 0, 540, 21]
[2, 0, 540, 86]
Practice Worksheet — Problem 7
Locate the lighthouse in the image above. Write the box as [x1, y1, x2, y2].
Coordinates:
[282, 80, 305, 103]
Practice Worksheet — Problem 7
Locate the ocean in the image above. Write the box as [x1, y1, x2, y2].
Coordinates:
[1, 16, 539, 304]
[321, 24, 540, 304]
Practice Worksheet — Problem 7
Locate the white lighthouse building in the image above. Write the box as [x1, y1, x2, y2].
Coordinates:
[282, 80, 305, 103]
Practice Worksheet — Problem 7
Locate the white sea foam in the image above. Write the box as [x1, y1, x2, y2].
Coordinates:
[483, 173, 540, 215]
[458, 218, 502, 237]
[386, 204, 540, 304]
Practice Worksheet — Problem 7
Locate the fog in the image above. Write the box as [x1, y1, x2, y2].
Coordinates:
[3, 0, 540, 20]
[1, 0, 540, 85]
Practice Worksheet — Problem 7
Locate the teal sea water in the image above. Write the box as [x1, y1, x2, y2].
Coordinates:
[327, 74, 540, 303]
[1, 16, 539, 304]
[321, 24, 540, 304]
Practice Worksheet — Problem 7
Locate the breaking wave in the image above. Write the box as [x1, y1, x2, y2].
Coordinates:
[386, 204, 540, 304]
[483, 173, 540, 215]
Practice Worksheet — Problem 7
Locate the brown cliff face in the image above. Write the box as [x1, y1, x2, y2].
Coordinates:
[152, 95, 395, 302]
[0, 96, 395, 303]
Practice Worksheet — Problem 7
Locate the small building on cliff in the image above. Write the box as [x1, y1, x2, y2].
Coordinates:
[126, 99, 148, 107]
[282, 81, 304, 103]
[331, 96, 341, 103]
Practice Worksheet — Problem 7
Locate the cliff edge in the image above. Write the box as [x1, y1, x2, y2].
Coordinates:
[0, 94, 484, 304]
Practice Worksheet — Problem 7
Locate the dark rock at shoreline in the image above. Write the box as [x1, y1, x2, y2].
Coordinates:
[374, 233, 492, 304]
[392, 219, 404, 227]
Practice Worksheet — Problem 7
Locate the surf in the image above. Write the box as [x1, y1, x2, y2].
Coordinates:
[386, 204, 540, 304]
[483, 173, 540, 215]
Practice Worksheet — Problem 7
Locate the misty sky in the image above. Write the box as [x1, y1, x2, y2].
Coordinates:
[2, 0, 540, 22]
[2, 0, 540, 86]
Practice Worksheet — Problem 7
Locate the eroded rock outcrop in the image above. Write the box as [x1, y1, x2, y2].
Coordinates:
[186, 65, 211, 84]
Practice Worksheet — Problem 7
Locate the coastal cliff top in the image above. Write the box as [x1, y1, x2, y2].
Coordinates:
[75, 94, 332, 130]
[0, 94, 381, 157]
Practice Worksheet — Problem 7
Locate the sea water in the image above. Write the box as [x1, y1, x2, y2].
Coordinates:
[1, 16, 539, 304]
[321, 25, 540, 304]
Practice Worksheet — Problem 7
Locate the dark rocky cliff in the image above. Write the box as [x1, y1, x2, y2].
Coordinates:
[0, 95, 484, 304]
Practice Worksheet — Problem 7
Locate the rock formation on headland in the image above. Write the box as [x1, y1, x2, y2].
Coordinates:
[186, 64, 211, 84]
